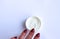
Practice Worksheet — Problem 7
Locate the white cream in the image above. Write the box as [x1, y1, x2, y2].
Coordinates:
[26, 16, 41, 31]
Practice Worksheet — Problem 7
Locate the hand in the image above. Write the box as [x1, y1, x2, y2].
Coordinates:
[11, 29, 40, 39]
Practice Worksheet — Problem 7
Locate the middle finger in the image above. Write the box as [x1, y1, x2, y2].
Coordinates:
[25, 29, 35, 39]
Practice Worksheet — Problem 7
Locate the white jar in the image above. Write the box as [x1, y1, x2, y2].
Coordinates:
[25, 16, 42, 31]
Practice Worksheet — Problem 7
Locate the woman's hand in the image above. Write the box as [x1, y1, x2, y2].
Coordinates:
[11, 29, 40, 39]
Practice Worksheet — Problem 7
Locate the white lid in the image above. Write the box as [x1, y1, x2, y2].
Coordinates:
[25, 16, 41, 31]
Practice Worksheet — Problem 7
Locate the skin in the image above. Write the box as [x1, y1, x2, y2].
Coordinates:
[11, 29, 40, 39]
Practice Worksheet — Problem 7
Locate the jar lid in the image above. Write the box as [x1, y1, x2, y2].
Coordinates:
[25, 16, 41, 31]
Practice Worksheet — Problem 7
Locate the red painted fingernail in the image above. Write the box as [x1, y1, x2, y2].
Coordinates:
[36, 33, 40, 37]
[14, 36, 17, 38]
[24, 29, 27, 33]
[31, 28, 34, 32]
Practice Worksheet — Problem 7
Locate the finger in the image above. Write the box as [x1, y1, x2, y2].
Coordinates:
[19, 29, 27, 39]
[26, 28, 35, 39]
[34, 33, 40, 39]
[11, 36, 17, 39]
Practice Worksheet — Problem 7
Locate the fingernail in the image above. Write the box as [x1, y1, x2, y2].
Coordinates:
[31, 28, 34, 32]
[14, 36, 17, 38]
[36, 33, 40, 37]
[24, 29, 27, 33]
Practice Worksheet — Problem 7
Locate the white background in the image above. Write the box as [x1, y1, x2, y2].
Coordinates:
[0, 0, 60, 39]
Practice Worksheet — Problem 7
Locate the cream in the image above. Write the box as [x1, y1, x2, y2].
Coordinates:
[26, 16, 41, 31]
